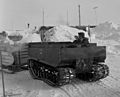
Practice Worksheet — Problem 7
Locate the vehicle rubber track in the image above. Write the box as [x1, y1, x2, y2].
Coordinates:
[28, 59, 75, 87]
[77, 64, 109, 82]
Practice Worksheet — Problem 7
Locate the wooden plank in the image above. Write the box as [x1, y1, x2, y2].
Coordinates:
[0, 51, 14, 66]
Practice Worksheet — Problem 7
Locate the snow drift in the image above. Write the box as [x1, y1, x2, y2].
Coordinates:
[91, 21, 120, 41]
[19, 33, 41, 43]
[1, 28, 41, 44]
[43, 25, 89, 42]
[91, 21, 120, 55]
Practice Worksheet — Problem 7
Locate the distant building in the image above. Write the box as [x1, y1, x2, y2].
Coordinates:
[71, 25, 96, 31]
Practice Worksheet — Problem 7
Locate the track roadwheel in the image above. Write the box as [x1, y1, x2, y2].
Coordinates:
[77, 64, 109, 82]
[28, 59, 38, 79]
[88, 64, 109, 81]
[57, 68, 76, 86]
[28, 59, 59, 86]
[28, 59, 76, 87]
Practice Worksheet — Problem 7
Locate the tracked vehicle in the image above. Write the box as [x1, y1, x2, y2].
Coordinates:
[3, 33, 109, 86]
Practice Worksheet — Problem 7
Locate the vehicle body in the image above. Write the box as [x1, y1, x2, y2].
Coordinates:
[3, 33, 109, 86]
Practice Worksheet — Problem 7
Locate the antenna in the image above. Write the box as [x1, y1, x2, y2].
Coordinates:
[66, 10, 69, 26]
[78, 5, 81, 26]
[42, 8, 45, 26]
[93, 6, 98, 25]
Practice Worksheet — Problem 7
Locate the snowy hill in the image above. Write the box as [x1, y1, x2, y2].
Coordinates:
[91, 21, 120, 41]
[91, 21, 120, 55]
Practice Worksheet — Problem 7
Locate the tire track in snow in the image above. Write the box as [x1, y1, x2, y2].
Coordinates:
[97, 81, 120, 97]
[59, 87, 72, 97]
[103, 76, 120, 89]
[71, 83, 85, 97]
[60, 79, 120, 97]
[59, 80, 93, 97]
[109, 75, 120, 82]
[70, 80, 87, 97]
[58, 81, 85, 97]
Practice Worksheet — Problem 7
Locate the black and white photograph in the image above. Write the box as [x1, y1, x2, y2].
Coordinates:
[0, 0, 120, 97]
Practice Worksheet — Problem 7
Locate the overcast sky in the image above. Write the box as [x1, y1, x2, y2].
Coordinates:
[0, 0, 120, 31]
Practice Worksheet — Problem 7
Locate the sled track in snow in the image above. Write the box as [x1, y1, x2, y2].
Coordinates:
[109, 75, 120, 81]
